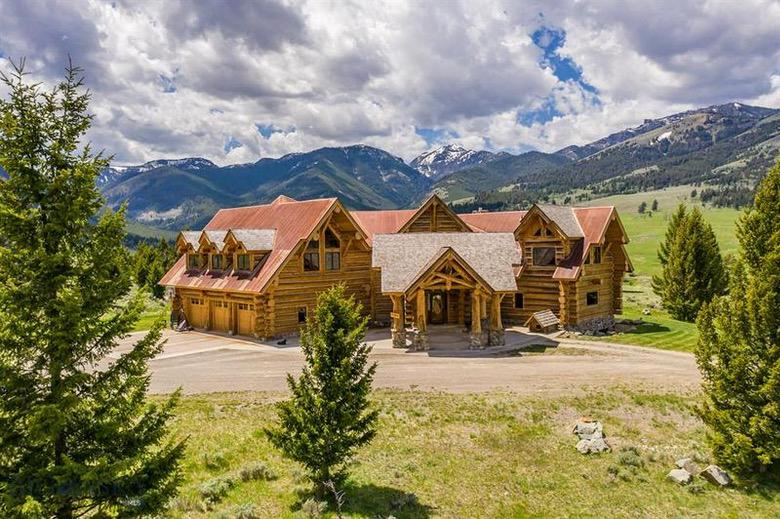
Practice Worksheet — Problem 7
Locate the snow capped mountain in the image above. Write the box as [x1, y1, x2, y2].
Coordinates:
[410, 144, 502, 179]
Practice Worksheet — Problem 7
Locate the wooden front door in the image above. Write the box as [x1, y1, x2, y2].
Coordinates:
[212, 300, 230, 331]
[428, 291, 446, 324]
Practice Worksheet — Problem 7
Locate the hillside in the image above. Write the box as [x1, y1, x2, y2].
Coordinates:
[445, 103, 780, 209]
[101, 145, 430, 230]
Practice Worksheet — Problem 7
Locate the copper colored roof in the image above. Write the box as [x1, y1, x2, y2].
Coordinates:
[351, 209, 416, 244]
[160, 197, 337, 293]
[459, 211, 527, 232]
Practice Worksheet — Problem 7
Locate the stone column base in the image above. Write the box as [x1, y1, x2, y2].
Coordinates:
[391, 329, 407, 349]
[469, 332, 485, 349]
[489, 328, 505, 347]
[413, 330, 429, 351]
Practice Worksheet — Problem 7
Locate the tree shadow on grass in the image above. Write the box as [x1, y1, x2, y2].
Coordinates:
[293, 481, 435, 518]
[626, 321, 671, 334]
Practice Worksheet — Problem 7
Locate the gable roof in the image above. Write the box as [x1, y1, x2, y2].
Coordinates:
[528, 204, 584, 238]
[372, 232, 521, 293]
[396, 193, 471, 233]
[160, 197, 338, 293]
[226, 229, 276, 251]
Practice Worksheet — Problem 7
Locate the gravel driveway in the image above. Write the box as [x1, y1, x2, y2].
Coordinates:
[112, 328, 700, 395]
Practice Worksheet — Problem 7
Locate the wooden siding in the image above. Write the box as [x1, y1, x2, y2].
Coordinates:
[404, 203, 467, 233]
[572, 247, 615, 323]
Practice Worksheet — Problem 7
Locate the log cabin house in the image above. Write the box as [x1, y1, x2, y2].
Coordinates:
[160, 194, 632, 349]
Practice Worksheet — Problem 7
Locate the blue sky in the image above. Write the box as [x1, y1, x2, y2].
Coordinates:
[1, 0, 778, 165]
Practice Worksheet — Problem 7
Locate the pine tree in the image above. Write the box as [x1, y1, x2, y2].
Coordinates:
[654, 207, 727, 321]
[0, 61, 184, 517]
[696, 161, 780, 474]
[638, 201, 647, 214]
[652, 203, 688, 295]
[266, 284, 378, 495]
[651, 199, 659, 211]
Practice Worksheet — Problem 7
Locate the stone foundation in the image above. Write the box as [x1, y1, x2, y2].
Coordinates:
[391, 329, 407, 349]
[569, 316, 616, 334]
[469, 331, 485, 349]
[488, 328, 505, 346]
[412, 330, 429, 351]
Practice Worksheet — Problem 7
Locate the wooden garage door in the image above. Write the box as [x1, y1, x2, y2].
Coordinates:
[187, 297, 207, 328]
[237, 303, 255, 336]
[212, 300, 230, 332]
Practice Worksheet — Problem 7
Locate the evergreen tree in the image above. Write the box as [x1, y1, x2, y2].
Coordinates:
[696, 161, 780, 474]
[651, 199, 659, 211]
[0, 62, 184, 517]
[638, 201, 647, 214]
[654, 207, 727, 321]
[266, 284, 378, 495]
[652, 203, 688, 294]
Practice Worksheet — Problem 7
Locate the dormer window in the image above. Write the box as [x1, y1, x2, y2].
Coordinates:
[187, 253, 201, 269]
[592, 246, 602, 264]
[211, 254, 224, 270]
[237, 253, 250, 270]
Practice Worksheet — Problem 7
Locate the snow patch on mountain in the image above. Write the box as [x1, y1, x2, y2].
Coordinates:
[410, 144, 499, 179]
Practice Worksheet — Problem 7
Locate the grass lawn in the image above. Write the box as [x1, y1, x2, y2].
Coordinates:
[577, 187, 743, 352]
[163, 389, 779, 518]
[132, 294, 170, 332]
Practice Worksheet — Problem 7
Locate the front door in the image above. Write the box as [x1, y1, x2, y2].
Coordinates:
[428, 291, 446, 324]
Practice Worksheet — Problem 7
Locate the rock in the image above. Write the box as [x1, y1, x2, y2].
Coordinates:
[573, 420, 604, 440]
[642, 308, 651, 316]
[667, 468, 692, 485]
[575, 437, 610, 454]
[700, 465, 731, 487]
[675, 457, 700, 475]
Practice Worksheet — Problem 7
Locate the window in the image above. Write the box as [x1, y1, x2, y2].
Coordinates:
[304, 239, 320, 272]
[592, 246, 602, 264]
[297, 306, 307, 323]
[303, 251, 320, 271]
[214, 300, 227, 308]
[211, 254, 224, 270]
[237, 253, 250, 270]
[237, 303, 254, 311]
[187, 254, 201, 269]
[532, 247, 556, 266]
[514, 293, 524, 309]
[190, 297, 203, 305]
[325, 251, 340, 271]
[587, 291, 599, 306]
[324, 228, 340, 248]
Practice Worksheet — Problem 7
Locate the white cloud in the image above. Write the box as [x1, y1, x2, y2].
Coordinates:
[0, 0, 778, 165]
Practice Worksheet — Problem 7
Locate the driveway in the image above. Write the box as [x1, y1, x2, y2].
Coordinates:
[113, 328, 700, 395]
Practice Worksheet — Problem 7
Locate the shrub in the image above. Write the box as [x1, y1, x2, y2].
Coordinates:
[298, 498, 327, 518]
[198, 475, 237, 505]
[239, 461, 276, 482]
[202, 450, 229, 470]
[617, 446, 645, 468]
[214, 503, 261, 519]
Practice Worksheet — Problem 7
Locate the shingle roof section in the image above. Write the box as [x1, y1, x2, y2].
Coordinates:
[230, 229, 276, 251]
[179, 231, 200, 248]
[202, 230, 228, 250]
[536, 204, 584, 238]
[372, 232, 522, 293]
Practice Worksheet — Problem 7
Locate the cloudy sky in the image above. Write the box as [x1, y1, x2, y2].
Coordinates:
[2, 0, 779, 166]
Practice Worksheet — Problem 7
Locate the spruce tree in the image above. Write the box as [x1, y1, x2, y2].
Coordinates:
[0, 62, 184, 517]
[653, 206, 726, 321]
[266, 284, 378, 495]
[696, 161, 780, 474]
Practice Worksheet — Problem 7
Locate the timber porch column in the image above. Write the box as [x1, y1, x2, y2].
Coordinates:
[469, 288, 483, 349]
[390, 294, 406, 348]
[414, 288, 429, 350]
[489, 293, 506, 346]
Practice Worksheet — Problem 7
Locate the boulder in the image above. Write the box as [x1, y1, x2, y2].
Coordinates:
[700, 465, 731, 487]
[642, 308, 651, 316]
[573, 420, 604, 440]
[667, 468, 692, 485]
[575, 437, 611, 454]
[675, 457, 700, 475]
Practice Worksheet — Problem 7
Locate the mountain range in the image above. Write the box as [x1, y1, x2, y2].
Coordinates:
[73, 102, 780, 231]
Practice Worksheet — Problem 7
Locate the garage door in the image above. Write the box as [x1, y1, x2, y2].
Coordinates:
[187, 297, 207, 328]
[212, 300, 230, 332]
[237, 303, 255, 336]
